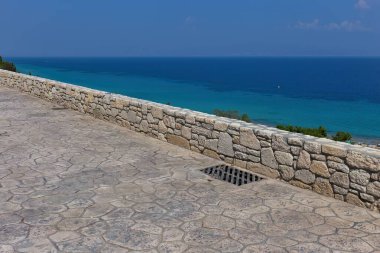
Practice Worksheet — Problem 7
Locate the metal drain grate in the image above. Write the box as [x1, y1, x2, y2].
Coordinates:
[201, 164, 264, 186]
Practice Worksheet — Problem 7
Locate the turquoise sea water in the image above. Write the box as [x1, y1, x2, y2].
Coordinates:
[10, 57, 380, 143]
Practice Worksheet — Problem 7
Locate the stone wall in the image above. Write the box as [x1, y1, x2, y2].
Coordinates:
[1, 69, 379, 212]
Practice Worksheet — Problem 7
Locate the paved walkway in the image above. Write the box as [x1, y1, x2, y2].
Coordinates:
[0, 86, 379, 253]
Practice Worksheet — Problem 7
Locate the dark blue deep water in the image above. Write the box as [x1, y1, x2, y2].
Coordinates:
[10, 57, 380, 142]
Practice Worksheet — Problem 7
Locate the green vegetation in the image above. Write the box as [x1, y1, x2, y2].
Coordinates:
[332, 131, 352, 142]
[277, 124, 327, 138]
[0, 56, 17, 72]
[277, 124, 352, 143]
[213, 109, 251, 123]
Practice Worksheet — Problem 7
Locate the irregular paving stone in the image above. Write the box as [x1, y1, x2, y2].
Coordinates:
[319, 235, 373, 252]
[56, 236, 105, 252]
[183, 228, 227, 246]
[0, 214, 22, 227]
[212, 238, 244, 252]
[287, 243, 330, 253]
[158, 241, 188, 253]
[104, 227, 160, 250]
[24, 214, 62, 226]
[57, 218, 98, 231]
[0, 86, 380, 252]
[0, 224, 29, 244]
[0, 245, 14, 253]
[15, 238, 55, 253]
[229, 228, 266, 244]
[243, 244, 286, 253]
[202, 215, 235, 230]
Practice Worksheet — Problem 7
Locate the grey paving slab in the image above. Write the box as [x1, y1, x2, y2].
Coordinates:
[0, 86, 380, 253]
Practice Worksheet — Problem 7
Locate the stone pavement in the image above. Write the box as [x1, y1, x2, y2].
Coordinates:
[0, 86, 379, 253]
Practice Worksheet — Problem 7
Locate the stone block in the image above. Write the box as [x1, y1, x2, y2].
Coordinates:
[349, 170, 370, 186]
[278, 165, 294, 181]
[313, 178, 334, 197]
[167, 134, 190, 149]
[295, 169, 315, 184]
[297, 150, 311, 169]
[217, 133, 234, 157]
[327, 161, 349, 173]
[181, 126, 192, 140]
[330, 172, 349, 189]
[288, 137, 303, 146]
[310, 161, 330, 178]
[214, 121, 228, 131]
[367, 182, 380, 198]
[151, 107, 163, 119]
[261, 148, 278, 169]
[321, 144, 347, 158]
[247, 163, 280, 178]
[346, 151, 380, 172]
[274, 151, 293, 166]
[304, 141, 321, 154]
[272, 134, 290, 152]
[203, 149, 220, 160]
[346, 193, 365, 208]
[240, 128, 260, 150]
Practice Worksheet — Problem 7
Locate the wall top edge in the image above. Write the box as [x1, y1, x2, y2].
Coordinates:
[1, 69, 379, 158]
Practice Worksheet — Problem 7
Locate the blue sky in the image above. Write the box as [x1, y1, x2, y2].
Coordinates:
[1, 0, 380, 57]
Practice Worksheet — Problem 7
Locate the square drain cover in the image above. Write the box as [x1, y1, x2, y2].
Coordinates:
[201, 164, 264, 186]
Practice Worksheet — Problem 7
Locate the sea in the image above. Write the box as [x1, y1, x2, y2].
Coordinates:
[9, 57, 380, 143]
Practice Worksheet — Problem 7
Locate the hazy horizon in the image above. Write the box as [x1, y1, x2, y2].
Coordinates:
[2, 0, 380, 57]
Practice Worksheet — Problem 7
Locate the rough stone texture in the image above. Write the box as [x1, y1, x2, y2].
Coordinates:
[346, 193, 366, 208]
[217, 133, 234, 157]
[272, 134, 290, 152]
[1, 70, 380, 212]
[274, 151, 293, 166]
[347, 151, 380, 172]
[330, 172, 350, 189]
[239, 128, 260, 150]
[314, 178, 334, 197]
[295, 169, 316, 184]
[322, 144, 347, 158]
[278, 165, 294, 181]
[261, 148, 278, 169]
[304, 141, 322, 154]
[297, 150, 311, 169]
[367, 182, 380, 198]
[167, 134, 190, 149]
[310, 161, 330, 178]
[0, 86, 380, 252]
[350, 170, 371, 186]
[247, 163, 280, 179]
